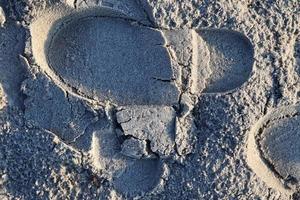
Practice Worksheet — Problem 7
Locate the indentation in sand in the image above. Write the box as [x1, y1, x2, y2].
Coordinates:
[47, 16, 179, 106]
[113, 159, 163, 196]
[247, 104, 300, 195]
[199, 29, 254, 93]
[90, 124, 164, 197]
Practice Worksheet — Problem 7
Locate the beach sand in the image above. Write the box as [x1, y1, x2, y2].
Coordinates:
[0, 0, 299, 199]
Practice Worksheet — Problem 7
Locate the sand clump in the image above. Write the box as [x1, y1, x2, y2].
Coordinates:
[0, 6, 6, 27]
[0, 84, 7, 110]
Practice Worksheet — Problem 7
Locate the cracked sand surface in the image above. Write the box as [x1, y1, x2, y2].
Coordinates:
[23, 4, 254, 196]
[0, 0, 299, 199]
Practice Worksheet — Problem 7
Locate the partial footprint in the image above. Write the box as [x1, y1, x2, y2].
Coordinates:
[113, 158, 163, 196]
[46, 15, 179, 106]
[247, 104, 300, 195]
[90, 121, 165, 197]
[199, 29, 254, 93]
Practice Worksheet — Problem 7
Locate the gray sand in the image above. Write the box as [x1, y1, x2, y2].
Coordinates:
[0, 0, 299, 199]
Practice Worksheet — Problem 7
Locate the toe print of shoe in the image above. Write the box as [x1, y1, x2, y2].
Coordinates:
[247, 104, 300, 196]
[23, 4, 254, 197]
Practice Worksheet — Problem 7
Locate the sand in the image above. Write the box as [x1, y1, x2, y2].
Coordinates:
[0, 0, 299, 199]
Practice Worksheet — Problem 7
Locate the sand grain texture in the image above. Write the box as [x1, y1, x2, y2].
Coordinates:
[0, 0, 299, 199]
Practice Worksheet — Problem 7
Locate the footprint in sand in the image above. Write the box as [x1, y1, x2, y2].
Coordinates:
[24, 4, 254, 197]
[247, 104, 300, 196]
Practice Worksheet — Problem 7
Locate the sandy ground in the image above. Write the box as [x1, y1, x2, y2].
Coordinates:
[0, 0, 299, 199]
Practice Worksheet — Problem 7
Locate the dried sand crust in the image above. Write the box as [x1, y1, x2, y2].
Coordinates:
[0, 0, 299, 199]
